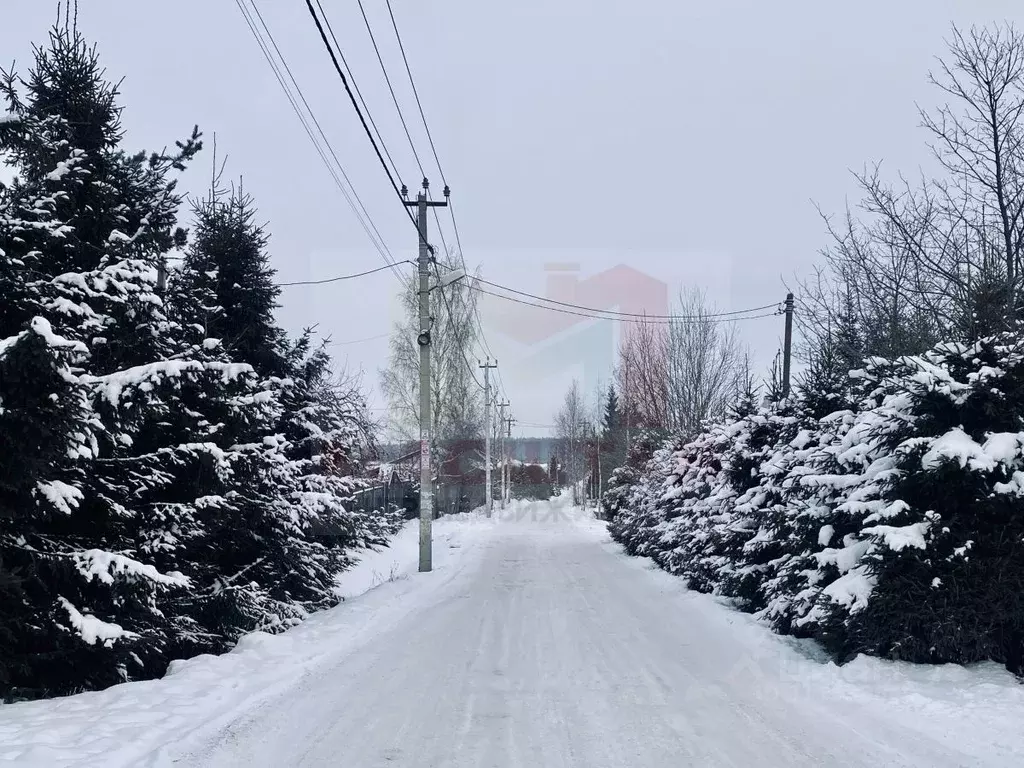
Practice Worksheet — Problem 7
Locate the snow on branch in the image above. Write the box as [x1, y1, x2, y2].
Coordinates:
[84, 359, 254, 406]
[73, 549, 190, 588]
[36, 479, 83, 515]
[58, 597, 138, 647]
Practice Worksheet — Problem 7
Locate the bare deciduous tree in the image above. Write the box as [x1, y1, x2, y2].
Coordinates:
[614, 289, 745, 441]
[555, 378, 591, 504]
[665, 288, 743, 438]
[802, 23, 1024, 362]
[616, 319, 668, 437]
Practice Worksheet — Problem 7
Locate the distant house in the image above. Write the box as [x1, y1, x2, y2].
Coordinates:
[372, 449, 419, 483]
[508, 437, 556, 466]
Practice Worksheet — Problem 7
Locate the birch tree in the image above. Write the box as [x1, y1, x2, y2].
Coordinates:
[554, 379, 591, 503]
[380, 252, 485, 464]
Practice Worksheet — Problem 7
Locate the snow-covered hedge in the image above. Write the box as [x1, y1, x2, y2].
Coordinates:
[609, 333, 1024, 674]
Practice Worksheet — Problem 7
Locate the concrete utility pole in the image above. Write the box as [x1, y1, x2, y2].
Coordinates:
[505, 415, 516, 504]
[479, 359, 497, 515]
[404, 178, 447, 573]
[782, 292, 795, 399]
[496, 399, 509, 509]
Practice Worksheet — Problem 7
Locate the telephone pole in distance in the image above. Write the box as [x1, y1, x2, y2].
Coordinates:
[505, 414, 516, 504]
[782, 292, 795, 399]
[479, 359, 497, 516]
[497, 399, 509, 510]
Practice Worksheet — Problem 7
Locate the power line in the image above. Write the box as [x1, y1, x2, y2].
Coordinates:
[351, 0, 455, 291]
[468, 284, 784, 325]
[385, 0, 446, 190]
[281, 255, 785, 324]
[328, 332, 392, 346]
[304, 0, 404, 202]
[304, 0, 439, 251]
[356, 0, 425, 178]
[242, 1, 391, 259]
[445, 197, 467, 272]
[314, 0, 404, 188]
[279, 260, 413, 286]
[235, 0, 402, 280]
[470, 275, 782, 320]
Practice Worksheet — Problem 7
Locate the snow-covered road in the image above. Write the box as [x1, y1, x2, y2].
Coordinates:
[178, 500, 1017, 768]
[4, 498, 1022, 767]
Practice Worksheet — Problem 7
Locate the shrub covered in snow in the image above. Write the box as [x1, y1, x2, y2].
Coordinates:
[602, 430, 660, 524]
[609, 333, 1024, 674]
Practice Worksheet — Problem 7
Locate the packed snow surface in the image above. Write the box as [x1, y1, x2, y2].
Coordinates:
[2, 497, 1023, 767]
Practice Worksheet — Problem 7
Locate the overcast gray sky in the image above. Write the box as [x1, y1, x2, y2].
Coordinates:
[4, 0, 1024, 435]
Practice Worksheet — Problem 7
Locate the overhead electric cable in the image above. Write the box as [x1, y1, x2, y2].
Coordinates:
[355, 0, 426, 177]
[328, 332, 392, 346]
[468, 284, 784, 325]
[304, 0, 440, 249]
[279, 260, 413, 286]
[470, 275, 781, 320]
[381, 0, 492, 379]
[385, 0, 447, 190]
[314, 0, 404, 187]
[235, 0, 402, 280]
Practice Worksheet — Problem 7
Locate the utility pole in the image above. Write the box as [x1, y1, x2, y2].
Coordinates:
[782, 292, 795, 399]
[479, 359, 497, 515]
[404, 178, 447, 573]
[497, 399, 509, 509]
[505, 415, 516, 504]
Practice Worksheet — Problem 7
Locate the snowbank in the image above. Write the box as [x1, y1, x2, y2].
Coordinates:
[0, 513, 497, 767]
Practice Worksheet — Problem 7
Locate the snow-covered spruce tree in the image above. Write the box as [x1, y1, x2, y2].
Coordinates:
[607, 436, 678, 562]
[179, 189, 289, 378]
[0, 319, 108, 697]
[0, 21, 219, 697]
[274, 334, 400, 582]
[714, 398, 802, 612]
[172, 188, 400, 644]
[654, 418, 742, 591]
[795, 335, 1024, 671]
[756, 339, 863, 635]
[718, 335, 863, 616]
[604, 429, 662, 531]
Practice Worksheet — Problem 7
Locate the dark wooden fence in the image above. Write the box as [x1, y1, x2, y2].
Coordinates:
[347, 477, 552, 522]
[348, 479, 488, 519]
[349, 480, 414, 518]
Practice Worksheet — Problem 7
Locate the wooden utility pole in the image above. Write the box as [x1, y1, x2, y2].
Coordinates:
[404, 178, 447, 573]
